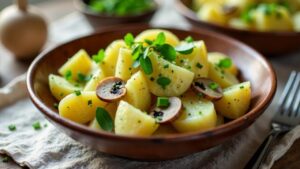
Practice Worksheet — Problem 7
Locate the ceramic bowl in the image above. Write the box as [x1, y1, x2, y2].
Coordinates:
[27, 24, 276, 160]
[176, 0, 300, 55]
[74, 0, 159, 28]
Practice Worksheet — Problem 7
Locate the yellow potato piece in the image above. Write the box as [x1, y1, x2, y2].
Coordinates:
[176, 41, 209, 78]
[49, 74, 82, 101]
[123, 71, 151, 111]
[253, 6, 293, 32]
[135, 29, 180, 47]
[208, 52, 238, 76]
[172, 91, 217, 133]
[89, 118, 102, 131]
[225, 0, 257, 11]
[58, 49, 93, 81]
[146, 54, 194, 96]
[83, 68, 106, 91]
[99, 40, 126, 76]
[229, 18, 254, 30]
[294, 12, 300, 31]
[115, 101, 159, 136]
[208, 62, 239, 88]
[197, 3, 228, 25]
[193, 0, 225, 10]
[214, 81, 251, 119]
[115, 48, 137, 81]
[59, 91, 107, 124]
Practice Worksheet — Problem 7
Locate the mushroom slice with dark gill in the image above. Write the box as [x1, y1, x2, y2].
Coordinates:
[150, 97, 182, 123]
[192, 78, 223, 100]
[96, 77, 126, 102]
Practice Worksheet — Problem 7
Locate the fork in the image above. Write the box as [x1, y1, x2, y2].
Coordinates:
[246, 71, 300, 169]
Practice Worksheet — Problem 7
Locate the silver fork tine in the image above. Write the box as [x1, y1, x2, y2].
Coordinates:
[283, 72, 300, 117]
[291, 73, 300, 117]
[278, 71, 297, 115]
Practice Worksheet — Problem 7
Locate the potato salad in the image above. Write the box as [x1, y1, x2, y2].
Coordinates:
[193, 0, 300, 32]
[48, 29, 251, 136]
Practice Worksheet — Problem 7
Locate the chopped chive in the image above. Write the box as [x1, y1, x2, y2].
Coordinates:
[32, 121, 41, 130]
[198, 111, 203, 115]
[218, 58, 232, 69]
[163, 64, 169, 69]
[156, 76, 171, 89]
[8, 124, 16, 131]
[88, 100, 93, 106]
[64, 70, 72, 80]
[209, 82, 219, 90]
[196, 62, 203, 69]
[156, 97, 170, 108]
[74, 90, 81, 96]
[240, 86, 245, 89]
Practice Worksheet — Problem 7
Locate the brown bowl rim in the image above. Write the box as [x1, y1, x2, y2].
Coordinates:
[74, 0, 159, 19]
[175, 0, 300, 36]
[27, 24, 277, 143]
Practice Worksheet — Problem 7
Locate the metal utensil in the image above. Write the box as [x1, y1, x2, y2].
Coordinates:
[246, 71, 300, 169]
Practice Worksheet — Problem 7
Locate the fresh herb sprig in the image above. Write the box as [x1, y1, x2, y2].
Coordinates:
[95, 107, 114, 132]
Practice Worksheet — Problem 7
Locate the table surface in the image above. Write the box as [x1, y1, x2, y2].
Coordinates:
[1, 0, 300, 168]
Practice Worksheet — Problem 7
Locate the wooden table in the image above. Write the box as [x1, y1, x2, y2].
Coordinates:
[0, 0, 300, 168]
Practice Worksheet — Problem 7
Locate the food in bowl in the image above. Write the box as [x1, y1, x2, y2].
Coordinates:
[87, 0, 156, 16]
[193, 0, 300, 32]
[48, 29, 251, 137]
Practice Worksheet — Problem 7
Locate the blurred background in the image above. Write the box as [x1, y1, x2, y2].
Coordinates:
[0, 0, 45, 9]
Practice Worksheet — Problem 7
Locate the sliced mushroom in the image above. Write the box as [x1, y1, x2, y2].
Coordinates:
[192, 78, 223, 100]
[150, 97, 182, 123]
[96, 77, 126, 102]
[222, 5, 238, 15]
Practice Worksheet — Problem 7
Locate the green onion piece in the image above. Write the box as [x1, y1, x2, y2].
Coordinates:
[8, 124, 16, 131]
[124, 33, 134, 47]
[64, 70, 72, 81]
[156, 97, 170, 107]
[32, 121, 41, 130]
[95, 107, 113, 132]
[218, 58, 232, 69]
[157, 76, 171, 89]
[92, 49, 105, 63]
[209, 82, 219, 90]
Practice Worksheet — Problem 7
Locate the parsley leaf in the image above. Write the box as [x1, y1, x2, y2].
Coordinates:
[175, 43, 194, 54]
[153, 32, 166, 46]
[218, 58, 232, 68]
[124, 33, 134, 47]
[157, 76, 171, 89]
[139, 56, 153, 75]
[95, 107, 113, 132]
[92, 49, 105, 63]
[157, 44, 177, 61]
[185, 36, 194, 43]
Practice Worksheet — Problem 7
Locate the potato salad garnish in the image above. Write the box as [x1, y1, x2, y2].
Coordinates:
[48, 29, 252, 136]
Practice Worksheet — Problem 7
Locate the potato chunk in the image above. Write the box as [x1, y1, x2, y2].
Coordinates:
[59, 91, 107, 124]
[172, 91, 217, 133]
[146, 54, 194, 96]
[208, 52, 238, 76]
[135, 29, 180, 47]
[115, 101, 159, 136]
[115, 48, 137, 81]
[83, 68, 106, 91]
[208, 62, 239, 88]
[99, 40, 126, 76]
[197, 3, 228, 25]
[176, 41, 209, 78]
[58, 49, 93, 81]
[49, 74, 82, 101]
[123, 71, 151, 111]
[214, 81, 251, 119]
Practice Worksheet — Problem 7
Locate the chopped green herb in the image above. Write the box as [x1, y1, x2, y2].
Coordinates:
[198, 111, 203, 115]
[92, 49, 105, 63]
[139, 56, 153, 75]
[196, 62, 203, 69]
[163, 64, 169, 69]
[185, 36, 194, 43]
[150, 77, 155, 81]
[157, 44, 177, 61]
[153, 32, 166, 46]
[8, 124, 16, 131]
[77, 73, 92, 83]
[74, 90, 81, 96]
[2, 156, 9, 163]
[32, 121, 41, 130]
[144, 39, 153, 45]
[218, 58, 232, 69]
[209, 82, 219, 90]
[240, 86, 245, 89]
[156, 97, 170, 107]
[64, 70, 72, 80]
[53, 103, 59, 109]
[88, 100, 93, 106]
[95, 107, 113, 132]
[157, 76, 171, 89]
[175, 43, 194, 54]
[124, 33, 134, 47]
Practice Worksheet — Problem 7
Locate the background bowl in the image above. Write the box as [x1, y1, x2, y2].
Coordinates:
[27, 24, 276, 160]
[74, 0, 158, 28]
[176, 0, 300, 55]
